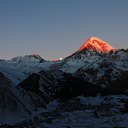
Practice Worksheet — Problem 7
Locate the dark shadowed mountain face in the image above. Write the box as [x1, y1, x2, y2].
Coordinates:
[102, 71, 128, 95]
[0, 72, 31, 119]
[19, 69, 101, 101]
[0, 72, 47, 123]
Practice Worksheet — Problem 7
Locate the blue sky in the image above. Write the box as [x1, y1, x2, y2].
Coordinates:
[0, 0, 128, 60]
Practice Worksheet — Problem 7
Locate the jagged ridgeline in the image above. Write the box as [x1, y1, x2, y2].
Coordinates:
[0, 37, 128, 125]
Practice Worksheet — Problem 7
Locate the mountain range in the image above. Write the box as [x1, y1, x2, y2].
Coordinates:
[0, 37, 128, 127]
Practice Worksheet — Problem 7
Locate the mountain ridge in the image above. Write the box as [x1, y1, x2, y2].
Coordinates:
[0, 36, 128, 126]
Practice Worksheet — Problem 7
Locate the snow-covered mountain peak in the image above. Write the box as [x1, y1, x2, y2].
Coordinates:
[11, 54, 44, 63]
[78, 37, 114, 53]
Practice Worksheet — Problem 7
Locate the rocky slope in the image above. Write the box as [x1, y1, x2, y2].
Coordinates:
[19, 69, 101, 101]
[0, 72, 47, 124]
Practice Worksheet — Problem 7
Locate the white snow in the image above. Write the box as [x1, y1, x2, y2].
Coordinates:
[0, 56, 55, 85]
